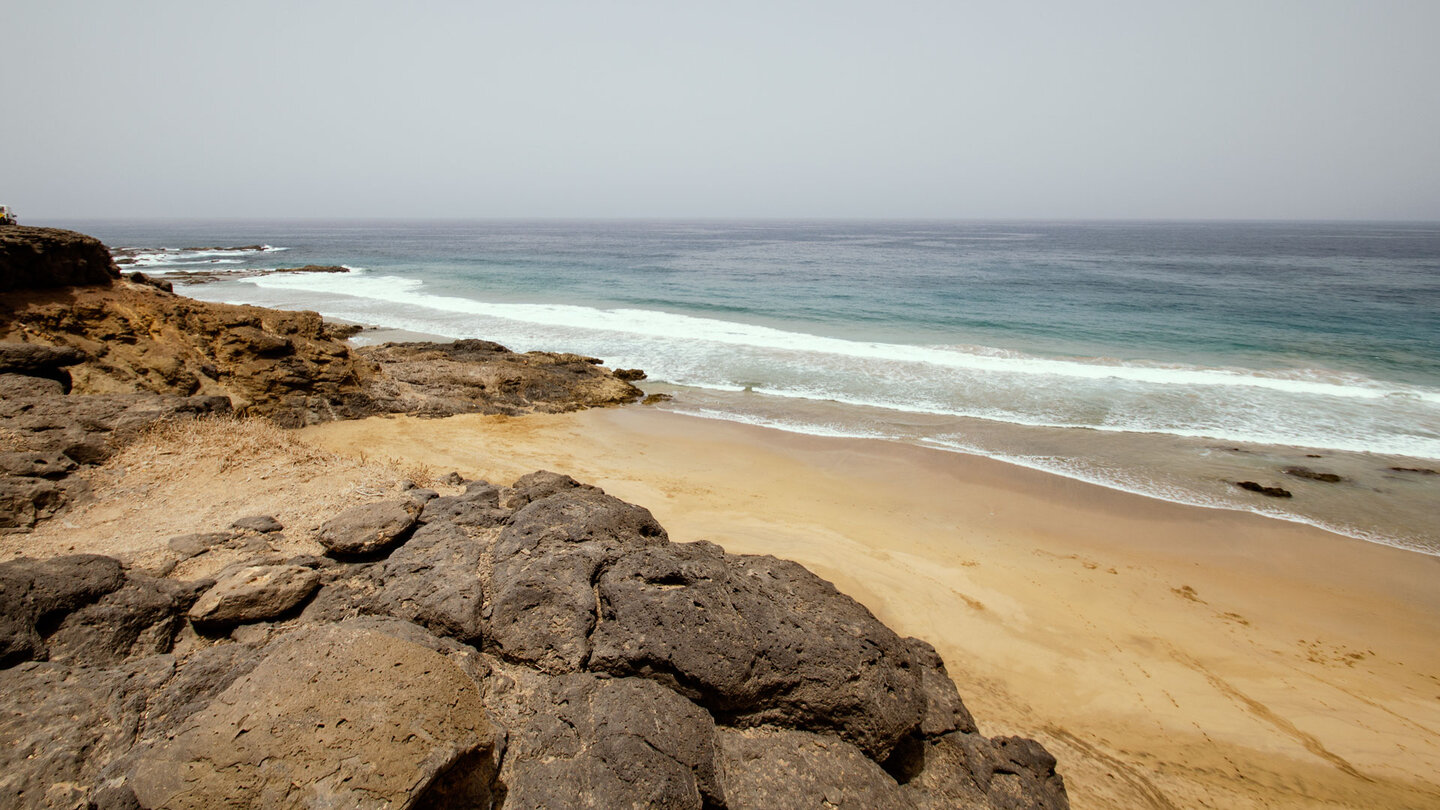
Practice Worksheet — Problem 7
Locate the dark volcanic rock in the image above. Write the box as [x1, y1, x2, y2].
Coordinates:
[419, 480, 509, 527]
[486, 488, 667, 672]
[0, 372, 64, 398]
[166, 532, 233, 559]
[46, 574, 206, 667]
[589, 540, 926, 761]
[498, 671, 724, 810]
[0, 341, 86, 374]
[0, 554, 126, 667]
[719, 726, 915, 810]
[903, 732, 1071, 810]
[0, 478, 68, 530]
[0, 656, 175, 810]
[0, 227, 120, 291]
[0, 472, 1069, 809]
[366, 520, 487, 643]
[229, 514, 283, 533]
[1283, 466, 1343, 483]
[0, 450, 78, 479]
[316, 500, 418, 556]
[127, 271, 173, 293]
[127, 623, 501, 810]
[908, 637, 979, 738]
[504, 468, 596, 509]
[1234, 481, 1293, 498]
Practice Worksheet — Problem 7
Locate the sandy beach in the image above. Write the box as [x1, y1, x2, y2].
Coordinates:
[301, 407, 1440, 809]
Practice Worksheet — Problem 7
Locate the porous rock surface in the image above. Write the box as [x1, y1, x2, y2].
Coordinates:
[0, 472, 1069, 809]
[0, 226, 120, 291]
[357, 339, 644, 417]
[127, 623, 501, 810]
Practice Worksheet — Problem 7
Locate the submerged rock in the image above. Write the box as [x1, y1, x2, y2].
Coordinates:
[1234, 481, 1293, 498]
[1283, 466, 1343, 483]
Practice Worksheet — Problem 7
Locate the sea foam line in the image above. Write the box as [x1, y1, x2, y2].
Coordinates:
[249, 271, 1440, 404]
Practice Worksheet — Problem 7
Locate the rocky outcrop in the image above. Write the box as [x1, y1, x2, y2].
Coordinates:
[358, 340, 643, 417]
[0, 282, 376, 424]
[0, 359, 233, 529]
[2, 291, 640, 428]
[0, 227, 120, 291]
[0, 473, 1069, 809]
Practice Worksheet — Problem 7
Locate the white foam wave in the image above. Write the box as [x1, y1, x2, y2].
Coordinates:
[246, 272, 1440, 405]
[664, 380, 1440, 459]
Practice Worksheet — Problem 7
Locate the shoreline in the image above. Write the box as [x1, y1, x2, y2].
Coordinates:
[302, 406, 1440, 808]
[660, 398, 1440, 558]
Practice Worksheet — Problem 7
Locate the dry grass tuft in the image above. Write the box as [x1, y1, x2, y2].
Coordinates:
[120, 415, 337, 473]
[391, 459, 438, 488]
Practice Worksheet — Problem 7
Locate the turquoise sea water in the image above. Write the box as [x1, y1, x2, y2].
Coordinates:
[58, 220, 1440, 552]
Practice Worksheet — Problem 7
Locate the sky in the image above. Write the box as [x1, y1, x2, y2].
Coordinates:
[4, 1, 1439, 220]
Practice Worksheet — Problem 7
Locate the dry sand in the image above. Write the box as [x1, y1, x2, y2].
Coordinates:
[298, 407, 1440, 810]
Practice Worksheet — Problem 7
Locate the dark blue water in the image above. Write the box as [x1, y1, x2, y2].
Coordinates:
[56, 219, 1440, 549]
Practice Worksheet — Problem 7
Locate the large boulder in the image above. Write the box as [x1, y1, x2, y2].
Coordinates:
[46, 573, 207, 667]
[0, 227, 119, 290]
[316, 500, 418, 556]
[365, 520, 488, 643]
[588, 541, 926, 761]
[0, 657, 175, 810]
[186, 564, 320, 628]
[495, 671, 725, 810]
[127, 623, 501, 810]
[485, 488, 667, 672]
[718, 727, 915, 810]
[0, 554, 126, 666]
[0, 342, 85, 392]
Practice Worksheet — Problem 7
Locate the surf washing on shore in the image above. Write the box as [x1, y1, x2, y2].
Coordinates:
[63, 219, 1440, 553]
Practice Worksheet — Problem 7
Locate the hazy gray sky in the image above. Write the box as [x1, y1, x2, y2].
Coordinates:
[5, 1, 1439, 220]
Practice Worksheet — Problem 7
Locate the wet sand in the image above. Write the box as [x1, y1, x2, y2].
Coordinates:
[301, 407, 1440, 809]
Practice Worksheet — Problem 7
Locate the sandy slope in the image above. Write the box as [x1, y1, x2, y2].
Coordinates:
[300, 408, 1440, 810]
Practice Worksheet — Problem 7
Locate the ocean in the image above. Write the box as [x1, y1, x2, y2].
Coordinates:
[57, 219, 1440, 553]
